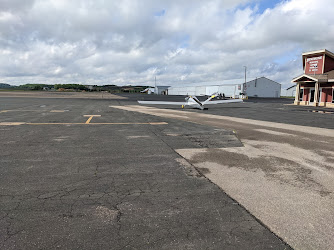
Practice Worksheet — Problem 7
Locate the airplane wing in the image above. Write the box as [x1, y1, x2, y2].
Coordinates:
[204, 99, 243, 105]
[138, 101, 187, 105]
[201, 94, 217, 105]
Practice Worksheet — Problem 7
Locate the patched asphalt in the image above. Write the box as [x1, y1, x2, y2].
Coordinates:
[0, 93, 291, 249]
[113, 94, 334, 249]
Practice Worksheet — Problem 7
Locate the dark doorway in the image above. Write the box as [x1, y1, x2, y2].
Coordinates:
[310, 89, 315, 103]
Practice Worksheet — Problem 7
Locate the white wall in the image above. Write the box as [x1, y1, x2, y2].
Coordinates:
[205, 86, 219, 95]
[167, 77, 281, 97]
[168, 85, 240, 96]
[217, 85, 239, 97]
[244, 77, 281, 97]
[168, 87, 196, 95]
[281, 86, 296, 97]
[196, 86, 206, 95]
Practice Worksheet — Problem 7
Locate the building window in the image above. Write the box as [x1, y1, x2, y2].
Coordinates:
[332, 89, 334, 103]
[299, 89, 304, 101]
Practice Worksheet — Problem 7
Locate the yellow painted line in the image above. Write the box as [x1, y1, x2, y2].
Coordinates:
[83, 115, 102, 124]
[86, 122, 168, 125]
[0, 122, 26, 125]
[85, 116, 94, 124]
[1, 110, 70, 113]
[50, 110, 69, 113]
[25, 122, 167, 125]
[27, 123, 83, 125]
[149, 122, 168, 125]
[0, 110, 42, 113]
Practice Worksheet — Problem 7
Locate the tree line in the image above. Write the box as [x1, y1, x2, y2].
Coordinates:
[0, 83, 150, 93]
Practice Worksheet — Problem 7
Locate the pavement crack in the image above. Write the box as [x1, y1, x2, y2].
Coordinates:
[148, 124, 204, 178]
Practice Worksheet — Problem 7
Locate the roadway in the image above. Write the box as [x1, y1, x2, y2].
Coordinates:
[1, 92, 333, 249]
[0, 92, 290, 249]
[115, 94, 334, 249]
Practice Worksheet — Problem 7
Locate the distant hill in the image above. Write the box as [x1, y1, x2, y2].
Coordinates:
[0, 83, 150, 92]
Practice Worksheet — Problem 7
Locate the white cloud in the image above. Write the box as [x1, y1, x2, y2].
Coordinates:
[0, 0, 333, 88]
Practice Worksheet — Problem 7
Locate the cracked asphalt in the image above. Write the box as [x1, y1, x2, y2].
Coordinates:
[0, 92, 290, 249]
[115, 94, 334, 250]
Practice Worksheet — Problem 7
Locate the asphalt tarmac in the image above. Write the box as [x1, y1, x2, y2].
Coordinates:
[1, 91, 332, 249]
[116, 94, 334, 249]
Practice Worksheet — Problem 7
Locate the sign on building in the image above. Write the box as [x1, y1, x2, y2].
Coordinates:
[305, 56, 323, 74]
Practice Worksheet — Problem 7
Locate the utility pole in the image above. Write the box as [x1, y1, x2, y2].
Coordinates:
[243, 66, 247, 85]
[243, 66, 247, 96]
[155, 76, 157, 95]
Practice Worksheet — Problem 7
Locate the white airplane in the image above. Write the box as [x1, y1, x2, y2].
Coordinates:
[138, 94, 243, 110]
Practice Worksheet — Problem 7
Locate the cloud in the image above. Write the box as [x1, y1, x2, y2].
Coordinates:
[0, 0, 333, 88]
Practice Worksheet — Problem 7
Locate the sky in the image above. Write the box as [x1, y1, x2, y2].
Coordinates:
[0, 0, 334, 88]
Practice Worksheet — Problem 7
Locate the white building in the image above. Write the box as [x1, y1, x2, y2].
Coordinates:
[243, 77, 281, 97]
[155, 86, 170, 95]
[167, 85, 240, 97]
[167, 77, 281, 98]
[281, 85, 296, 97]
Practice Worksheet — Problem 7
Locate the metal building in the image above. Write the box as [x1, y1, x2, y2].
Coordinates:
[167, 77, 281, 98]
[243, 77, 281, 97]
[167, 84, 240, 97]
[155, 86, 170, 95]
[281, 85, 296, 97]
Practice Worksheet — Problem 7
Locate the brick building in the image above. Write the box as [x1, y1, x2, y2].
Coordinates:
[292, 49, 334, 108]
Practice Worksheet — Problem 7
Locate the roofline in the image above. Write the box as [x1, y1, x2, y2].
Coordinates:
[291, 74, 318, 82]
[168, 77, 281, 88]
[286, 85, 296, 90]
[169, 83, 240, 88]
[302, 49, 334, 70]
[302, 49, 334, 59]
[244, 76, 281, 85]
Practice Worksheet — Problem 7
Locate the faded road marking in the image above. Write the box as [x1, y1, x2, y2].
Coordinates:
[127, 135, 151, 139]
[0, 122, 167, 126]
[0, 122, 26, 125]
[255, 129, 296, 137]
[0, 110, 43, 113]
[26, 122, 168, 125]
[50, 110, 69, 113]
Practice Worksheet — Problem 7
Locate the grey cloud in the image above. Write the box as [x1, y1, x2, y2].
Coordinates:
[0, 0, 333, 89]
[0, 0, 35, 12]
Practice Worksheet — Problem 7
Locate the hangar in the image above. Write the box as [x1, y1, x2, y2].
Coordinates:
[166, 77, 281, 98]
[292, 49, 334, 108]
[281, 85, 296, 97]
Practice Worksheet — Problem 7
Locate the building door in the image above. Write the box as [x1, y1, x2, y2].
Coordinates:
[299, 88, 304, 101]
[309, 89, 315, 103]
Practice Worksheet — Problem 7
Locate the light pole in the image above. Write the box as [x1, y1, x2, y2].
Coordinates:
[243, 66, 247, 95]
[243, 66, 247, 85]
[155, 76, 157, 95]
